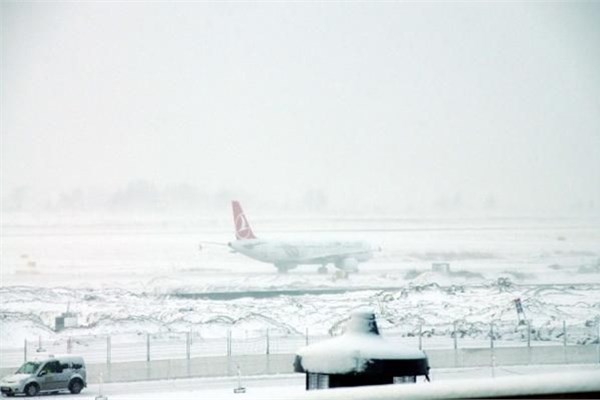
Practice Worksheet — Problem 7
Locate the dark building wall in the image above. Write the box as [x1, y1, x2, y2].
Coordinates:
[328, 373, 394, 388]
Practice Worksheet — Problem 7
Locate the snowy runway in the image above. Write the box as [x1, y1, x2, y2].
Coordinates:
[1, 217, 599, 355]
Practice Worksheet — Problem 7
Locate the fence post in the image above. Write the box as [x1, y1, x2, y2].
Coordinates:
[186, 332, 191, 360]
[453, 321, 458, 350]
[490, 320, 496, 376]
[305, 328, 309, 346]
[107, 336, 111, 365]
[266, 329, 270, 355]
[146, 334, 151, 362]
[186, 330, 192, 376]
[563, 320, 567, 363]
[67, 337, 72, 354]
[597, 322, 600, 364]
[227, 330, 232, 356]
[24, 339, 27, 363]
[526, 320, 532, 365]
[418, 324, 422, 350]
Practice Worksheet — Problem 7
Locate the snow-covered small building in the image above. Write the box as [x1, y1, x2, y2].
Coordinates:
[55, 304, 78, 332]
[294, 312, 429, 390]
[55, 312, 78, 332]
[432, 262, 450, 274]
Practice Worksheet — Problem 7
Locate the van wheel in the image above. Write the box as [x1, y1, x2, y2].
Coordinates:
[24, 383, 39, 397]
[69, 378, 83, 394]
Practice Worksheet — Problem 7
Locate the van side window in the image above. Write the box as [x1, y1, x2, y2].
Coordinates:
[72, 363, 82, 369]
[43, 361, 62, 374]
[61, 362, 70, 370]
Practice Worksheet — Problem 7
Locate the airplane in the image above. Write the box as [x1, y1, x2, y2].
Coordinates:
[227, 200, 379, 274]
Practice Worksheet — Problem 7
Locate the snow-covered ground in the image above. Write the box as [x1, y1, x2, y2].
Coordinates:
[1, 217, 599, 349]
[55, 364, 600, 400]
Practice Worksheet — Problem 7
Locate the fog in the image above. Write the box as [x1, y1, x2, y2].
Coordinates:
[2, 1, 599, 217]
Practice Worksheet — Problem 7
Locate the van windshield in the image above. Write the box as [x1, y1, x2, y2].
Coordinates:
[16, 362, 40, 374]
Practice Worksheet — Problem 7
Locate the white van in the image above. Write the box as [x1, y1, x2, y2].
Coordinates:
[0, 355, 86, 397]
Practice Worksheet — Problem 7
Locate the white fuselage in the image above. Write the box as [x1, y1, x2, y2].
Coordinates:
[228, 239, 375, 270]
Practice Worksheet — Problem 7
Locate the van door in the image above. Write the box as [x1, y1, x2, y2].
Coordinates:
[38, 361, 64, 391]
[56, 361, 72, 389]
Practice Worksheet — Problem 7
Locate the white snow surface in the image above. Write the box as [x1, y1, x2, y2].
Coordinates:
[63, 364, 600, 400]
[293, 370, 600, 400]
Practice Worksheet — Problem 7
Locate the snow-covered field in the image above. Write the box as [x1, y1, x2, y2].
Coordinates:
[53, 364, 600, 400]
[1, 216, 599, 350]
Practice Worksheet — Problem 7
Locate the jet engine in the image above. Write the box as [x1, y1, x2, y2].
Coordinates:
[275, 263, 297, 274]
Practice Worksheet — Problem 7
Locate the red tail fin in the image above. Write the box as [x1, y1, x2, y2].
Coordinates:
[232, 201, 257, 240]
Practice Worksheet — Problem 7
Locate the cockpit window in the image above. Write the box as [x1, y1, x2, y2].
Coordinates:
[16, 362, 40, 374]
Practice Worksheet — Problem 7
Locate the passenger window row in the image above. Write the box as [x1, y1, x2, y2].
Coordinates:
[43, 361, 82, 373]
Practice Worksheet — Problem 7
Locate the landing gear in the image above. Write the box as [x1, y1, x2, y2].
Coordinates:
[318, 265, 328, 274]
[334, 270, 349, 280]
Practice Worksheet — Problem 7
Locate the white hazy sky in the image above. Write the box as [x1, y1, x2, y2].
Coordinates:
[2, 1, 599, 215]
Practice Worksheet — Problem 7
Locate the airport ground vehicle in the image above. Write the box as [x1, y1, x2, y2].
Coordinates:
[0, 354, 86, 397]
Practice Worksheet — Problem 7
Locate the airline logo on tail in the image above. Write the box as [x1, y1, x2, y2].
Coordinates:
[232, 201, 256, 240]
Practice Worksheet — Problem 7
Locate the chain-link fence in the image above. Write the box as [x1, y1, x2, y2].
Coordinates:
[2, 319, 599, 371]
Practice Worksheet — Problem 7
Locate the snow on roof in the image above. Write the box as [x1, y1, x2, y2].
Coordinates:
[30, 353, 85, 362]
[296, 312, 426, 374]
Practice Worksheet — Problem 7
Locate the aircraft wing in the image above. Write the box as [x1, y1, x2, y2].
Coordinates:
[296, 249, 371, 263]
[198, 241, 234, 252]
